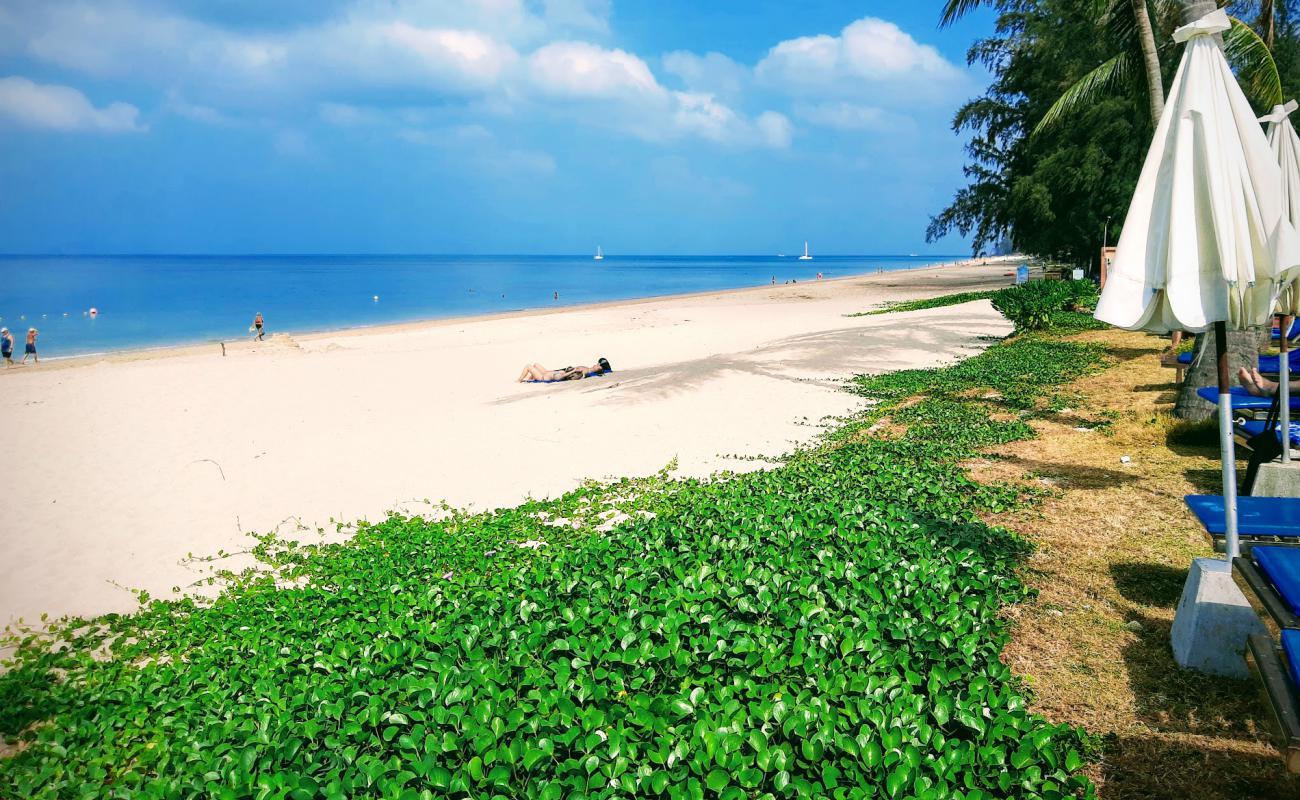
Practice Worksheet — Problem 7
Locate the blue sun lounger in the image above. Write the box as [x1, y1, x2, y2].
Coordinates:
[1235, 547, 1300, 771]
[1275, 319, 1300, 341]
[1185, 495, 1300, 550]
[1195, 386, 1300, 413]
[1235, 546, 1300, 629]
[1237, 420, 1300, 449]
[1178, 349, 1300, 374]
[1245, 630, 1300, 772]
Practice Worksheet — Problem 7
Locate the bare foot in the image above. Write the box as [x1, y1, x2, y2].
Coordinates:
[1239, 366, 1278, 396]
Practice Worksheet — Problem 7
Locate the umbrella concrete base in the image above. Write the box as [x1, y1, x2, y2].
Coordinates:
[1253, 460, 1300, 497]
[1170, 558, 1265, 678]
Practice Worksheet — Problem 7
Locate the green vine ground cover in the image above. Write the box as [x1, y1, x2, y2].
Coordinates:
[850, 292, 998, 317]
[1, 319, 1108, 800]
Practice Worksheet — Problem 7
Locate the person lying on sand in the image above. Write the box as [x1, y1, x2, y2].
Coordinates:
[1239, 366, 1297, 397]
[517, 357, 612, 383]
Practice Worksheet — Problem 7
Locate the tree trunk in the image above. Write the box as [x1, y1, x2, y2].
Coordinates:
[1174, 329, 1269, 421]
[1132, 0, 1165, 124]
[1259, 0, 1276, 49]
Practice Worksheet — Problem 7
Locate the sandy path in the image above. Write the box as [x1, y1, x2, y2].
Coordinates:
[0, 260, 1017, 627]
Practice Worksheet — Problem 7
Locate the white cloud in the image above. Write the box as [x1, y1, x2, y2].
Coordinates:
[539, 0, 611, 36]
[380, 22, 519, 87]
[794, 101, 913, 132]
[661, 51, 748, 102]
[527, 42, 788, 148]
[0, 76, 143, 132]
[528, 41, 660, 99]
[756, 111, 793, 148]
[166, 93, 237, 125]
[756, 17, 964, 99]
[4, 1, 894, 149]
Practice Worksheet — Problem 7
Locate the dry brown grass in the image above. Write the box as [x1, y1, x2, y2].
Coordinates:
[976, 328, 1300, 799]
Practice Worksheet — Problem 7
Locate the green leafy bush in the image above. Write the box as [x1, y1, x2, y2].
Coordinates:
[0, 333, 1107, 800]
[991, 281, 1099, 333]
[854, 290, 998, 317]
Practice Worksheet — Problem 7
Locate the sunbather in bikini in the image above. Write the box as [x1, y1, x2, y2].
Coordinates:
[517, 357, 612, 383]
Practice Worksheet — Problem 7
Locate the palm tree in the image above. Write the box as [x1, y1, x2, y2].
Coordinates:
[944, 0, 1283, 420]
[941, 1, 1281, 136]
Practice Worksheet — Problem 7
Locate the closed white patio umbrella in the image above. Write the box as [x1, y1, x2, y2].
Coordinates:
[1095, 8, 1300, 562]
[1261, 100, 1300, 461]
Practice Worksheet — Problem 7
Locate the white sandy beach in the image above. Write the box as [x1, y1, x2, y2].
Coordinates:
[0, 260, 1019, 628]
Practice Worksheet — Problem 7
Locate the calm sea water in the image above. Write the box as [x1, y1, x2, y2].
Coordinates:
[0, 254, 960, 358]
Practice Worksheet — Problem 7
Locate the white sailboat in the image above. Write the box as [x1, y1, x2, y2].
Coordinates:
[798, 241, 812, 260]
[594, 246, 604, 261]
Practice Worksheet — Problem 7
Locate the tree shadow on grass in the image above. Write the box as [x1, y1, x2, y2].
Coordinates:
[1134, 382, 1180, 393]
[1109, 562, 1187, 607]
[1102, 549, 1299, 796]
[1099, 731, 1298, 800]
[1106, 346, 1164, 363]
[1183, 467, 1228, 494]
[999, 457, 1142, 491]
[1107, 608, 1294, 798]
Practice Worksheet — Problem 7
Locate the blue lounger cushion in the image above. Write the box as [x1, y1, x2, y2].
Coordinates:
[1275, 320, 1300, 340]
[1255, 547, 1300, 617]
[1259, 350, 1300, 374]
[1195, 386, 1300, 411]
[1285, 629, 1300, 690]
[1237, 420, 1300, 448]
[1185, 495, 1300, 538]
[1180, 349, 1300, 372]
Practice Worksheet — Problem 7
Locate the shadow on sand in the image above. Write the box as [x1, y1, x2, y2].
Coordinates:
[491, 310, 1010, 407]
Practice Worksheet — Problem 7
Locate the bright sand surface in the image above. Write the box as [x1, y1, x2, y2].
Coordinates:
[0, 259, 1020, 628]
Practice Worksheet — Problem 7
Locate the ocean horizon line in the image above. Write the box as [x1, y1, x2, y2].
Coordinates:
[0, 251, 975, 259]
[0, 253, 998, 359]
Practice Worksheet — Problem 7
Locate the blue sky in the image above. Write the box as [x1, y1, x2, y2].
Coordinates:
[0, 1, 997, 255]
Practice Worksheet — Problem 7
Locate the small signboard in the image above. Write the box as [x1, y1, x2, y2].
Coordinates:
[1100, 246, 1116, 288]
[1072, 268, 1084, 280]
[1015, 264, 1029, 285]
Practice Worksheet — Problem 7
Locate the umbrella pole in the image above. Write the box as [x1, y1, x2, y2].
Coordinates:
[1283, 315, 1292, 462]
[1216, 321, 1240, 561]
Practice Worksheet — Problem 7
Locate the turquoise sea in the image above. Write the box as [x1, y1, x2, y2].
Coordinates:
[0, 254, 961, 358]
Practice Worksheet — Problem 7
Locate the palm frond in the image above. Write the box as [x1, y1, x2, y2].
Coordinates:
[939, 0, 988, 28]
[1225, 15, 1283, 108]
[1031, 52, 1135, 137]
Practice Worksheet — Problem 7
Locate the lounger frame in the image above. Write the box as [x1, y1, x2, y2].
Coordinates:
[1208, 534, 1300, 554]
[1234, 556, 1300, 630]
[1246, 633, 1300, 774]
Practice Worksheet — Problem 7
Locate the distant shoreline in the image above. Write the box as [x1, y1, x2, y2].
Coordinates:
[6, 255, 1024, 372]
[0, 256, 1019, 626]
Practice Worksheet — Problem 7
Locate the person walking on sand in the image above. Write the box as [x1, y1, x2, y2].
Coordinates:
[21, 328, 37, 364]
[1, 328, 13, 367]
[252, 312, 264, 341]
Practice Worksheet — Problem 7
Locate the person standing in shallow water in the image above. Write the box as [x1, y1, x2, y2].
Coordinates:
[252, 312, 264, 341]
[21, 328, 37, 364]
[1, 328, 13, 367]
